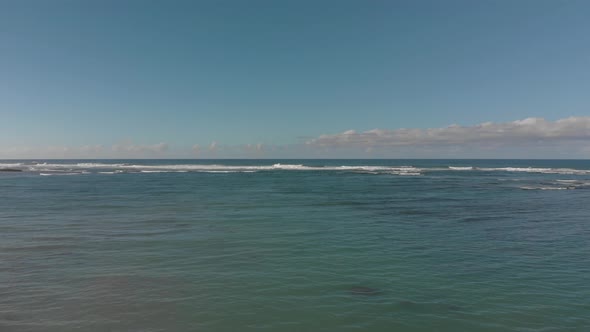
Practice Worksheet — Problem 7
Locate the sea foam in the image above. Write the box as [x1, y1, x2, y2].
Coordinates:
[2, 161, 588, 177]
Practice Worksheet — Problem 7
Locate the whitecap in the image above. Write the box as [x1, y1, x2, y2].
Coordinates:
[481, 167, 590, 175]
[272, 163, 307, 170]
[396, 172, 422, 176]
[519, 186, 569, 190]
[0, 163, 23, 168]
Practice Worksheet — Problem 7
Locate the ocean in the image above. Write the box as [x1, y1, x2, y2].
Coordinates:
[1, 159, 589, 331]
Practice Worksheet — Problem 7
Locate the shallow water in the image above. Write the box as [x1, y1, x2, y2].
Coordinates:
[1, 159, 590, 331]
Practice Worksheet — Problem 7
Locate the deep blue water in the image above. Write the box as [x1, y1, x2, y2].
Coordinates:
[1, 159, 590, 331]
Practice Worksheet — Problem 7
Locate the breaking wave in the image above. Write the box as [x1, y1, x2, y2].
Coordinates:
[2, 162, 590, 177]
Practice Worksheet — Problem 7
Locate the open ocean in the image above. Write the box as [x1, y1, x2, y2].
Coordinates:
[1, 159, 589, 332]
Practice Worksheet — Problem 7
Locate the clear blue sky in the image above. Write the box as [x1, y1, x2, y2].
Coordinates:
[1, 0, 589, 158]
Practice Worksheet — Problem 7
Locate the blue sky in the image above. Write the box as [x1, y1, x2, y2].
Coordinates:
[1, 0, 589, 158]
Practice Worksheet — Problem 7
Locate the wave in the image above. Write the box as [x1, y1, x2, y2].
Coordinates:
[396, 172, 422, 176]
[445, 166, 590, 175]
[0, 163, 23, 167]
[479, 167, 590, 175]
[519, 186, 570, 190]
[448, 166, 474, 170]
[517, 178, 590, 190]
[140, 170, 188, 173]
[272, 163, 306, 169]
[2, 161, 588, 177]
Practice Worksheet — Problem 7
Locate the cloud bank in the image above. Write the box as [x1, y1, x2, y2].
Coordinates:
[306, 117, 590, 148]
[1, 117, 589, 159]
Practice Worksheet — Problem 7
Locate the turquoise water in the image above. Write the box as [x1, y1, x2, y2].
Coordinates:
[1, 159, 590, 331]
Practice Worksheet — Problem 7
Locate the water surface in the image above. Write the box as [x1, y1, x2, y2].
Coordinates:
[1, 159, 589, 331]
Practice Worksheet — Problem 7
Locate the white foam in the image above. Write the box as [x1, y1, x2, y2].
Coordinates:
[519, 186, 569, 190]
[448, 166, 474, 170]
[114, 163, 421, 173]
[0, 163, 23, 168]
[200, 170, 236, 173]
[554, 180, 590, 188]
[76, 163, 126, 167]
[333, 166, 423, 175]
[481, 167, 590, 175]
[9, 161, 589, 176]
[272, 163, 307, 169]
[396, 172, 422, 176]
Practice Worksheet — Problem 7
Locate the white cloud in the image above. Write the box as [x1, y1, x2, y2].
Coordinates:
[2, 117, 589, 159]
[112, 142, 168, 154]
[306, 117, 590, 148]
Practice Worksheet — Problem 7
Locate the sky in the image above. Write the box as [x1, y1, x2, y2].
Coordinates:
[1, 0, 589, 159]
